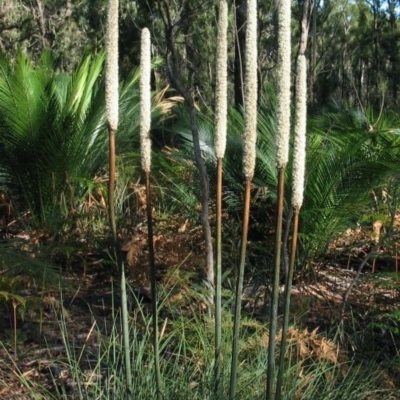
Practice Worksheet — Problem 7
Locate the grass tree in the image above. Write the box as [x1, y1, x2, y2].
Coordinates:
[105, 0, 132, 393]
[106, 0, 119, 254]
[276, 56, 307, 398]
[275, 2, 311, 399]
[229, 0, 258, 398]
[214, 1, 228, 395]
[140, 27, 162, 399]
[266, 0, 291, 396]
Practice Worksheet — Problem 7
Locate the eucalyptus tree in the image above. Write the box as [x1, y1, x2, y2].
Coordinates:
[0, 0, 141, 76]
[306, 0, 400, 108]
[149, 0, 218, 286]
[0, 0, 99, 70]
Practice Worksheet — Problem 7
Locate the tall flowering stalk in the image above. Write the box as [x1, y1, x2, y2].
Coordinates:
[105, 0, 132, 394]
[275, 55, 307, 400]
[106, 0, 119, 245]
[275, 2, 311, 398]
[140, 27, 162, 399]
[266, 0, 291, 396]
[229, 0, 258, 398]
[214, 1, 228, 395]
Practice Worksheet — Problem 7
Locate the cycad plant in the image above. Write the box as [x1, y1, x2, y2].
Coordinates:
[214, 1, 228, 395]
[266, 0, 292, 397]
[140, 27, 162, 399]
[0, 51, 106, 221]
[301, 104, 400, 259]
[229, 0, 258, 398]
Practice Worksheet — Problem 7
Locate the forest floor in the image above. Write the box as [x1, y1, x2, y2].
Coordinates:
[0, 215, 400, 399]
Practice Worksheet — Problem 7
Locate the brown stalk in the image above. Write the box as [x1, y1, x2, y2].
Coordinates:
[214, 156, 223, 394]
[108, 126, 122, 270]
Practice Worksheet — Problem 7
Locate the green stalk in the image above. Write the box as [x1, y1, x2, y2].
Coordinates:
[140, 27, 162, 398]
[266, 167, 285, 399]
[145, 171, 162, 398]
[214, 2, 228, 396]
[275, 207, 299, 399]
[120, 263, 133, 394]
[229, 178, 252, 400]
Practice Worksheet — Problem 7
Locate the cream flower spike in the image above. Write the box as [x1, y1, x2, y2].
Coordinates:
[215, 1, 228, 160]
[140, 28, 152, 173]
[243, 0, 258, 180]
[105, 0, 119, 131]
[275, 0, 291, 169]
[292, 54, 307, 209]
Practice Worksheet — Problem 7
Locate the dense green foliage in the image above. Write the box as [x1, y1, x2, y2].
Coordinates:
[3, 0, 400, 108]
[0, 51, 176, 222]
[0, 51, 106, 220]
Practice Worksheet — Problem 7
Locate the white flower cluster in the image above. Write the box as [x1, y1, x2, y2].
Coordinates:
[140, 28, 152, 173]
[243, 0, 258, 180]
[275, 0, 291, 169]
[105, 0, 119, 131]
[214, 1, 228, 160]
[292, 54, 307, 209]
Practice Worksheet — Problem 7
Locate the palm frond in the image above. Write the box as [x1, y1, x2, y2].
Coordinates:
[0, 51, 106, 219]
[300, 105, 400, 256]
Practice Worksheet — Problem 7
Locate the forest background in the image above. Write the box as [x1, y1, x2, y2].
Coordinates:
[1, 0, 400, 399]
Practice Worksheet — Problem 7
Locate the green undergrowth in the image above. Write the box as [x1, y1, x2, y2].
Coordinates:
[0, 285, 397, 400]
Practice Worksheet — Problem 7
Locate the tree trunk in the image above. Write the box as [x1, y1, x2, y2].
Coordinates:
[234, 0, 246, 108]
[157, 0, 214, 286]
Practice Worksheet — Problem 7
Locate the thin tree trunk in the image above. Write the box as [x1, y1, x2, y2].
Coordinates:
[234, 0, 246, 108]
[34, 0, 47, 49]
[189, 107, 214, 285]
[310, 4, 317, 104]
[157, 0, 214, 285]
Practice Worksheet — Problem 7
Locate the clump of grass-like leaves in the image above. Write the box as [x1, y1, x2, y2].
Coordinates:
[2, 289, 396, 400]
